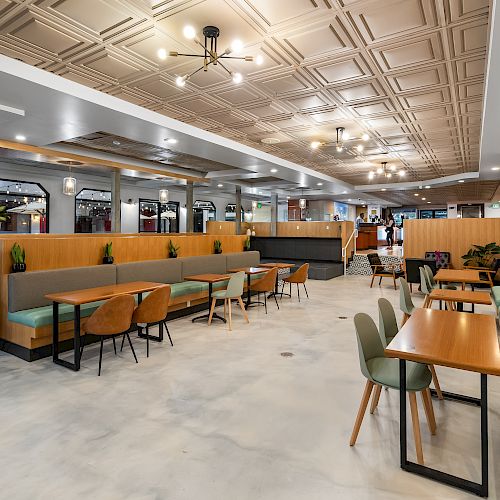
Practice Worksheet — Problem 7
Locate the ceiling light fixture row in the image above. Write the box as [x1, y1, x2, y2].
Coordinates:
[310, 127, 369, 153]
[368, 161, 405, 180]
[158, 25, 263, 87]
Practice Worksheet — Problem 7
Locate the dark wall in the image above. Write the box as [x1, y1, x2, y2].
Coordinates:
[250, 237, 342, 262]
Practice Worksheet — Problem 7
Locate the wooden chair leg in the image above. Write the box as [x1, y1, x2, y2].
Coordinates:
[429, 365, 443, 400]
[393, 273, 397, 290]
[350, 380, 374, 446]
[227, 298, 232, 331]
[223, 298, 226, 319]
[409, 392, 424, 465]
[238, 297, 249, 323]
[370, 385, 382, 414]
[421, 389, 436, 435]
[208, 297, 217, 325]
[400, 313, 409, 327]
[370, 274, 375, 288]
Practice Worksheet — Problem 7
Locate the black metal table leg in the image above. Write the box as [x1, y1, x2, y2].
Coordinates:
[52, 301, 80, 371]
[52, 301, 59, 363]
[400, 359, 489, 497]
[246, 274, 251, 308]
[192, 282, 226, 323]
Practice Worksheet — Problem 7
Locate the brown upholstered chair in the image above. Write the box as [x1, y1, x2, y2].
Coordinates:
[282, 263, 309, 302]
[80, 294, 136, 376]
[250, 267, 279, 313]
[131, 285, 173, 357]
[367, 253, 404, 290]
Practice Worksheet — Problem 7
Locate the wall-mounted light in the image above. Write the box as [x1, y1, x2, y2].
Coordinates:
[159, 189, 169, 203]
[62, 177, 76, 196]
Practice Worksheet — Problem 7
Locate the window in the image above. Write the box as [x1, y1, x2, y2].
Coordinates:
[139, 199, 179, 233]
[75, 189, 112, 233]
[418, 209, 448, 219]
[193, 200, 216, 233]
[392, 209, 417, 225]
[0, 179, 49, 233]
[225, 204, 245, 222]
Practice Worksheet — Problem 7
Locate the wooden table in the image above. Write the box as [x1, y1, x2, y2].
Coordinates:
[183, 274, 229, 324]
[434, 269, 482, 289]
[386, 308, 500, 497]
[46, 281, 165, 372]
[426, 289, 492, 311]
[259, 262, 295, 298]
[228, 267, 269, 308]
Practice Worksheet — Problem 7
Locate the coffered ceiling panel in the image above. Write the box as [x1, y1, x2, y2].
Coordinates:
[0, 0, 494, 203]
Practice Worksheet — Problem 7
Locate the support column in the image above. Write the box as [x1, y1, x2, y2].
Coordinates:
[111, 169, 121, 233]
[271, 192, 278, 237]
[235, 185, 242, 235]
[186, 181, 194, 233]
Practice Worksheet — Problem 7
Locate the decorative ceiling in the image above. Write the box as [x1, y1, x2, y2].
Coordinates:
[0, 0, 495, 202]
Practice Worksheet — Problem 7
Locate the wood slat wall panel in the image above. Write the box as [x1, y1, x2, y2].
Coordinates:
[404, 219, 500, 269]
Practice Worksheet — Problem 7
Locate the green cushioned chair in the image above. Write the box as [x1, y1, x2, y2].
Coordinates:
[8, 300, 105, 329]
[350, 313, 436, 465]
[492, 286, 500, 315]
[399, 277, 415, 326]
[377, 298, 398, 347]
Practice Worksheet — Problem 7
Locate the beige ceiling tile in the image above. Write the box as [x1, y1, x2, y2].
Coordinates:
[460, 99, 483, 114]
[206, 110, 253, 126]
[346, 0, 437, 44]
[350, 99, 396, 117]
[187, 65, 233, 88]
[264, 115, 306, 129]
[367, 115, 403, 128]
[134, 77, 184, 99]
[109, 90, 149, 106]
[47, 0, 136, 35]
[450, 18, 488, 57]
[454, 55, 486, 82]
[308, 108, 345, 123]
[243, 0, 320, 26]
[59, 69, 103, 88]
[0, 43, 45, 65]
[399, 87, 450, 109]
[458, 81, 484, 100]
[286, 93, 329, 111]
[313, 55, 372, 85]
[371, 33, 443, 72]
[255, 72, 312, 95]
[243, 102, 288, 119]
[445, 0, 489, 23]
[386, 64, 448, 93]
[332, 80, 384, 102]
[217, 86, 262, 105]
[10, 17, 82, 54]
[408, 105, 453, 121]
[233, 122, 275, 135]
[84, 52, 140, 79]
[170, 97, 221, 114]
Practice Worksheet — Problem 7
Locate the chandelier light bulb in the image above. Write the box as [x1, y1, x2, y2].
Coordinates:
[362, 133, 369, 141]
[376, 168, 383, 174]
[387, 173, 392, 178]
[398, 170, 406, 176]
[232, 72, 243, 84]
[342, 130, 350, 141]
[356, 144, 364, 152]
[336, 146, 343, 152]
[183, 25, 196, 40]
[176, 75, 187, 87]
[255, 54, 264, 65]
[311, 141, 321, 149]
[157, 48, 167, 60]
[230, 39, 244, 53]
[390, 165, 396, 171]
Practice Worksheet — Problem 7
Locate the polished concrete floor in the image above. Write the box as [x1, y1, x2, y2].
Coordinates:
[0, 276, 499, 500]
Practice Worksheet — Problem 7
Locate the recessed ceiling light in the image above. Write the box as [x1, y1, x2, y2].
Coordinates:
[258, 191, 263, 195]
[381, 188, 386, 191]
[165, 138, 177, 144]
[425, 185, 431, 189]
[491, 167, 499, 171]
[217, 183, 223, 188]
[286, 196, 290, 199]
[342, 191, 347, 194]
[317, 182, 323, 186]
[183, 25, 196, 40]
[458, 180, 465, 183]
[176, 75, 187, 87]
[356, 144, 364, 152]
[362, 133, 369, 141]
[348, 198, 352, 201]
[398, 171, 405, 176]
[427, 201, 431, 204]
[15, 134, 26, 141]
[270, 168, 278, 173]
[112, 140, 121, 146]
[421, 197, 426, 200]
[261, 137, 280, 145]
[311, 141, 321, 149]
[255, 54, 264, 65]
[157, 48, 167, 60]
[414, 193, 419, 196]
[232, 72, 243, 84]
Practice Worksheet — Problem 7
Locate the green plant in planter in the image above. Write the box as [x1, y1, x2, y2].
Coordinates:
[0, 205, 9, 223]
[462, 242, 500, 268]
[214, 239, 222, 254]
[103, 242, 114, 264]
[168, 239, 180, 258]
[11, 242, 26, 272]
[244, 236, 251, 251]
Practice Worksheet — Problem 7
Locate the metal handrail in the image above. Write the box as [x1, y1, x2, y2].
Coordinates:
[342, 229, 358, 275]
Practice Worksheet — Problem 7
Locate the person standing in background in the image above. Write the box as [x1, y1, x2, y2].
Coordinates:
[386, 212, 395, 249]
[356, 212, 364, 229]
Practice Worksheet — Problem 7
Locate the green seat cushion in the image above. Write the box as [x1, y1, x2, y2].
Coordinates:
[212, 279, 229, 291]
[367, 357, 432, 392]
[492, 286, 500, 307]
[250, 273, 267, 281]
[8, 300, 105, 329]
[170, 281, 208, 298]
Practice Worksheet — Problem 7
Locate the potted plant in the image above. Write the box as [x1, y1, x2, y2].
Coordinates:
[214, 239, 222, 254]
[11, 242, 26, 273]
[102, 242, 114, 264]
[0, 205, 9, 224]
[462, 242, 500, 268]
[243, 236, 251, 251]
[168, 239, 180, 258]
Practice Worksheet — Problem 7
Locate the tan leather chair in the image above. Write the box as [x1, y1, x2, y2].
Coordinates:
[130, 285, 173, 357]
[80, 294, 136, 376]
[250, 267, 279, 313]
[282, 263, 309, 302]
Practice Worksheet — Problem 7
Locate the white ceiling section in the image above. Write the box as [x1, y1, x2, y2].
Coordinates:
[0, 0, 497, 205]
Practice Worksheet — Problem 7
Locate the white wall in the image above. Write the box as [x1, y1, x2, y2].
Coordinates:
[447, 201, 500, 219]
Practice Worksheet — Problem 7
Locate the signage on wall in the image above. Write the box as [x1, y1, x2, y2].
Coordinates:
[490, 203, 500, 209]
[257, 202, 262, 209]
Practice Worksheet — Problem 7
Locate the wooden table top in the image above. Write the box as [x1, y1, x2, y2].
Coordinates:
[228, 267, 269, 274]
[183, 273, 229, 283]
[385, 309, 500, 376]
[259, 262, 295, 269]
[434, 268, 481, 283]
[45, 281, 165, 306]
[428, 288, 492, 305]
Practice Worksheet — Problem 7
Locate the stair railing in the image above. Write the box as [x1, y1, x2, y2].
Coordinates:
[342, 228, 358, 275]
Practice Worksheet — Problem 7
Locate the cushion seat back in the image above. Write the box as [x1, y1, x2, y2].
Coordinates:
[116, 259, 182, 285]
[180, 254, 227, 277]
[225, 251, 260, 270]
[8, 265, 117, 313]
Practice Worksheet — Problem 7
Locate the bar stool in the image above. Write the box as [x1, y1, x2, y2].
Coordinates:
[80, 294, 136, 376]
[130, 285, 173, 357]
